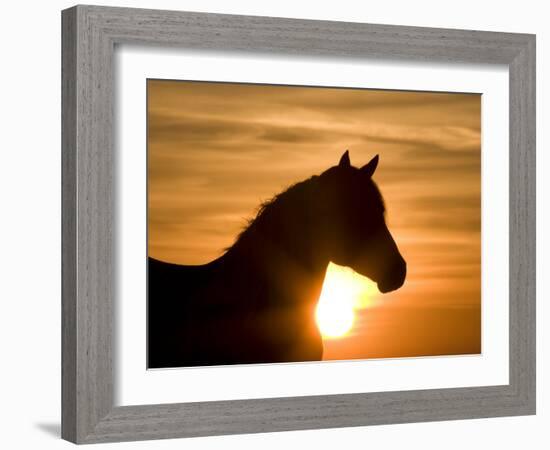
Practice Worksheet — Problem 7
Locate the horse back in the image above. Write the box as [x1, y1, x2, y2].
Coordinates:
[147, 257, 212, 367]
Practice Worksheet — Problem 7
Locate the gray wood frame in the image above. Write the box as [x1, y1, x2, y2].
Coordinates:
[61, 4, 536, 444]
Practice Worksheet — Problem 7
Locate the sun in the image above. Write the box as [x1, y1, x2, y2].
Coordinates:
[315, 263, 378, 339]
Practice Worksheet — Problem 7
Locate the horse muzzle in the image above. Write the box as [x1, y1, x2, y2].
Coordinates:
[377, 258, 406, 293]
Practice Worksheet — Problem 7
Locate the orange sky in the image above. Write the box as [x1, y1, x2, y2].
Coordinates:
[147, 79, 481, 360]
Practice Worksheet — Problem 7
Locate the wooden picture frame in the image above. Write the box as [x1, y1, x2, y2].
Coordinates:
[61, 5, 536, 444]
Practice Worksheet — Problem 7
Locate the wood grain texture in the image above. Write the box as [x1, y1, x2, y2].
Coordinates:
[61, 4, 536, 444]
[61, 7, 77, 443]
[508, 36, 536, 409]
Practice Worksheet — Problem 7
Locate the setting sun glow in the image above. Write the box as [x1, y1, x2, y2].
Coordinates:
[148, 80, 482, 361]
[316, 263, 379, 339]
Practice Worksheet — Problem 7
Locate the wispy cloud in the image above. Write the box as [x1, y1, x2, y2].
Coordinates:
[148, 79, 481, 359]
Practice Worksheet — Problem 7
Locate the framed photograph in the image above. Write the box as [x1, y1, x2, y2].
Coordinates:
[61, 5, 536, 444]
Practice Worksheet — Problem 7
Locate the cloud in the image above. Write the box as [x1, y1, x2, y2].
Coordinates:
[147, 79, 482, 360]
[147, 78, 481, 315]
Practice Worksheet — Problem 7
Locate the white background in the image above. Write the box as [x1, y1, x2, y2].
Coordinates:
[0, 1, 546, 449]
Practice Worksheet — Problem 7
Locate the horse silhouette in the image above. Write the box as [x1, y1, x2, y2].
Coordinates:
[148, 151, 406, 368]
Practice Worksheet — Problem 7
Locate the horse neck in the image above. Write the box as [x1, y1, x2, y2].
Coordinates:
[226, 201, 329, 302]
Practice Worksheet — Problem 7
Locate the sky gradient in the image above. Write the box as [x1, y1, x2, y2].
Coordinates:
[147, 79, 481, 360]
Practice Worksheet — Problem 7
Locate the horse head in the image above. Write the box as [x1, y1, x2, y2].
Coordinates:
[315, 151, 406, 293]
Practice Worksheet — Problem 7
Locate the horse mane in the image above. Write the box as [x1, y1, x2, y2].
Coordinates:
[230, 175, 320, 249]
[228, 165, 386, 252]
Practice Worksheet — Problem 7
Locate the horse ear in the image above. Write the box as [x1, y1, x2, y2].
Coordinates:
[360, 155, 379, 178]
[338, 150, 351, 168]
